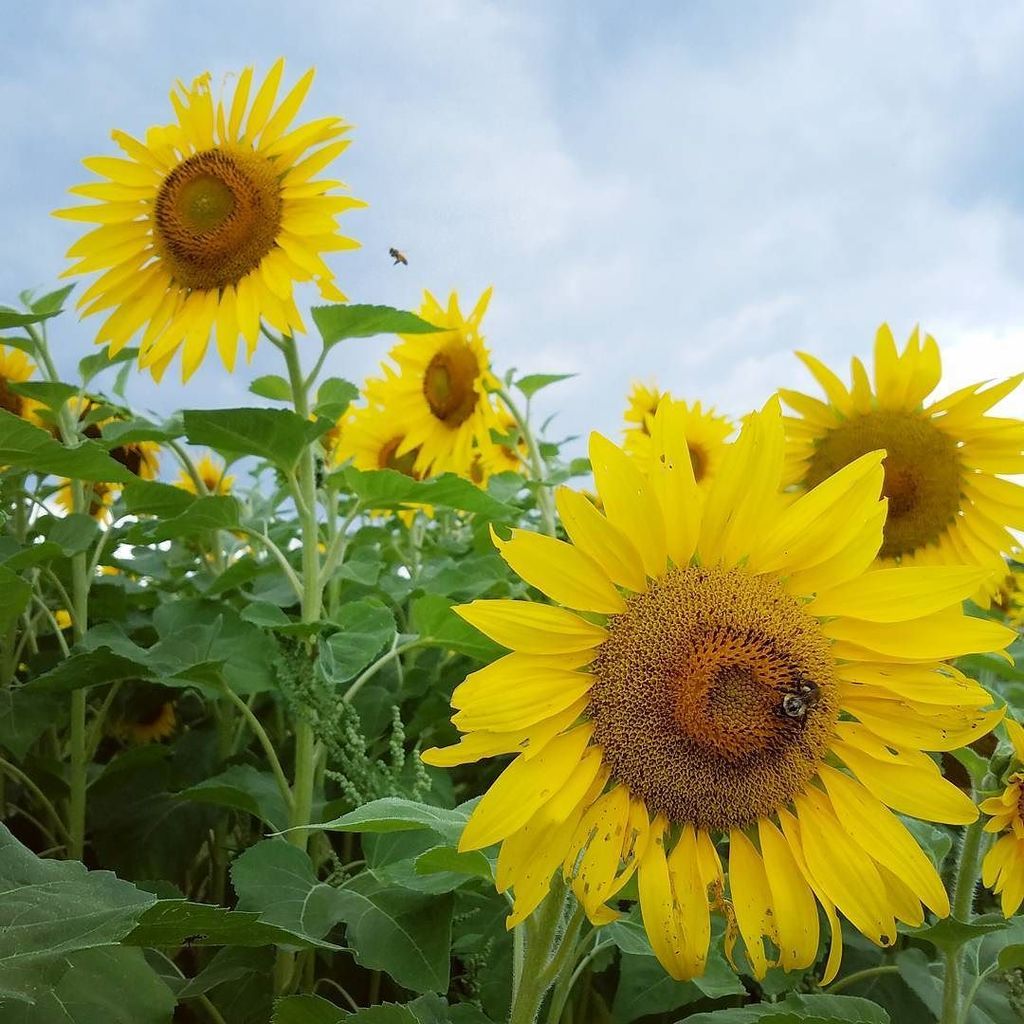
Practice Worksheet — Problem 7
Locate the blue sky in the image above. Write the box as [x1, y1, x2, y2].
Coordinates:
[3, 0, 1024, 452]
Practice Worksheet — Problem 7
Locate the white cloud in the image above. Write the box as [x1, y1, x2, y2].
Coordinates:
[2, 0, 1024, 452]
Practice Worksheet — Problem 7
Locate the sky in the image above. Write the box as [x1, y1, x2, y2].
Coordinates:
[3, 0, 1024, 457]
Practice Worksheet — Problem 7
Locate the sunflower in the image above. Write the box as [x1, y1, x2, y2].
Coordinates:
[624, 389, 732, 489]
[981, 719, 1024, 916]
[0, 345, 44, 425]
[993, 567, 1024, 627]
[781, 326, 1024, 587]
[377, 288, 502, 477]
[624, 381, 663, 431]
[178, 451, 234, 496]
[118, 701, 177, 744]
[54, 59, 364, 381]
[423, 400, 1010, 983]
[56, 404, 160, 518]
[335, 396, 422, 476]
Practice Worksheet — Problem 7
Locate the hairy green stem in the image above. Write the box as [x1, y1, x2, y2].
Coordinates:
[940, 814, 987, 1024]
[219, 682, 294, 813]
[509, 880, 569, 1024]
[493, 382, 556, 538]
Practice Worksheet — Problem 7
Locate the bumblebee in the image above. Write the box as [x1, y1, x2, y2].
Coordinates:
[388, 247, 408, 266]
[779, 679, 821, 719]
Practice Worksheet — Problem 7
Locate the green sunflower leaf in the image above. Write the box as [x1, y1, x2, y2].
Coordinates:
[676, 992, 892, 1022]
[183, 407, 322, 470]
[311, 304, 443, 347]
[0, 410, 135, 482]
[513, 372, 575, 399]
[0, 824, 155, 1005]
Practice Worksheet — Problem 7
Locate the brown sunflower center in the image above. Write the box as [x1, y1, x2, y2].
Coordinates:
[688, 442, 707, 482]
[423, 342, 480, 426]
[154, 147, 282, 290]
[378, 436, 420, 477]
[0, 375, 23, 417]
[110, 443, 144, 477]
[588, 566, 837, 831]
[804, 410, 961, 559]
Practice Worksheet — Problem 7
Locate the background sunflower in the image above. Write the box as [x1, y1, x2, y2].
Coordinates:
[55, 59, 364, 381]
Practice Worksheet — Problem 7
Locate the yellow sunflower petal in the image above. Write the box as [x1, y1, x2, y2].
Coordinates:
[455, 600, 606, 655]
[555, 487, 647, 593]
[459, 725, 594, 851]
[590, 433, 667, 578]
[490, 526, 626, 614]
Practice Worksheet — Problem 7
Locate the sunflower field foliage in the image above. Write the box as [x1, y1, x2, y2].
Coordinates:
[4, 58, 1024, 1024]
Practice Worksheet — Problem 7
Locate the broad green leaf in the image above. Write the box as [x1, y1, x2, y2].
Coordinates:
[0, 824, 155, 1004]
[314, 377, 359, 421]
[78, 346, 139, 384]
[0, 565, 31, 632]
[24, 647, 149, 694]
[7, 381, 78, 411]
[272, 994, 347, 1023]
[123, 899, 321, 949]
[0, 946, 176, 1024]
[311, 304, 442, 347]
[249, 374, 293, 401]
[0, 307, 63, 329]
[313, 799, 469, 846]
[513, 372, 575, 399]
[179, 765, 291, 831]
[140, 495, 240, 542]
[177, 946, 274, 1022]
[183, 408, 320, 470]
[610, 911, 744, 1021]
[340, 467, 516, 520]
[28, 284, 74, 316]
[912, 915, 1008, 952]
[415, 846, 492, 883]
[334, 871, 453, 993]
[0, 541, 63, 571]
[121, 479, 195, 520]
[100, 416, 183, 445]
[411, 594, 502, 661]
[44, 513, 100, 555]
[320, 599, 396, 683]
[230, 839, 347, 947]
[679, 993, 892, 1022]
[0, 411, 134, 482]
[0, 688, 62, 759]
[240, 601, 292, 628]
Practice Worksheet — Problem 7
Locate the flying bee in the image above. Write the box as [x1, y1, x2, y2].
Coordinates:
[779, 678, 821, 720]
[388, 247, 408, 266]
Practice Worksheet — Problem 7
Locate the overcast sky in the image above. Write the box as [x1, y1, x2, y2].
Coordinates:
[3, 0, 1024, 456]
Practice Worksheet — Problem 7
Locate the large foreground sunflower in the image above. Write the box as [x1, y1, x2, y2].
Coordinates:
[55, 59, 363, 381]
[623, 384, 732, 489]
[424, 401, 1010, 982]
[781, 326, 1024, 581]
[981, 719, 1024, 916]
[375, 288, 502, 477]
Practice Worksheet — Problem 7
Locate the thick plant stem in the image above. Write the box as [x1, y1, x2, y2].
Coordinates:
[281, 334, 323, 851]
[66, 482, 90, 861]
[494, 383, 556, 538]
[275, 333, 324, 997]
[509, 881, 573, 1024]
[940, 815, 986, 1024]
